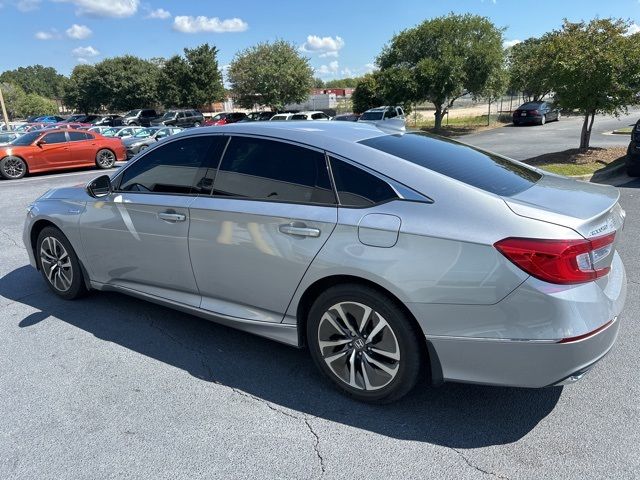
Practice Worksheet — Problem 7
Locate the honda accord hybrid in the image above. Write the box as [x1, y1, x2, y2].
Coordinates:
[23, 122, 627, 403]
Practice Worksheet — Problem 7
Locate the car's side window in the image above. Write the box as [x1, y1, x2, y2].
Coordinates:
[118, 136, 223, 195]
[43, 132, 67, 144]
[68, 132, 91, 142]
[329, 157, 399, 207]
[213, 136, 336, 205]
[312, 113, 327, 120]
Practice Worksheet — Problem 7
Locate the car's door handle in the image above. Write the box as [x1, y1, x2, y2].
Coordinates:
[158, 212, 186, 222]
[279, 223, 321, 237]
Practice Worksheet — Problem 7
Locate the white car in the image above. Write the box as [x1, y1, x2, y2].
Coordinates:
[87, 126, 113, 135]
[102, 126, 145, 139]
[358, 106, 405, 123]
[289, 111, 332, 121]
[269, 113, 295, 121]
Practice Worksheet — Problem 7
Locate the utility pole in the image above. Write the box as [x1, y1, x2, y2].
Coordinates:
[0, 85, 10, 131]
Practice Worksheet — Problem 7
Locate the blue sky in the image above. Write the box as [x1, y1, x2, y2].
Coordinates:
[0, 0, 639, 79]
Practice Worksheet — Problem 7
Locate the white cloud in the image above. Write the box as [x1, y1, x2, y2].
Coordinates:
[72, 45, 100, 58]
[503, 39, 522, 48]
[55, 0, 139, 18]
[173, 15, 248, 33]
[77, 57, 89, 64]
[66, 23, 92, 39]
[35, 29, 60, 40]
[316, 60, 339, 76]
[301, 35, 345, 57]
[16, 0, 41, 11]
[626, 23, 640, 35]
[145, 7, 170, 20]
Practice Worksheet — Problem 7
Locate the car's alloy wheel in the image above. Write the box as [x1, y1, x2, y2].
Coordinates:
[318, 301, 400, 391]
[307, 284, 422, 403]
[540, 115, 546, 125]
[39, 236, 73, 292]
[96, 149, 116, 169]
[36, 227, 87, 300]
[194, 122, 201, 127]
[0, 156, 27, 179]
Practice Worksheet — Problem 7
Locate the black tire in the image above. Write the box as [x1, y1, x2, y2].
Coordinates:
[626, 163, 640, 177]
[95, 149, 116, 169]
[36, 226, 88, 300]
[0, 155, 27, 179]
[307, 284, 423, 403]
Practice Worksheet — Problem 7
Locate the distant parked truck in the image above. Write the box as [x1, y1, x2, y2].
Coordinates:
[122, 109, 160, 127]
[284, 93, 337, 112]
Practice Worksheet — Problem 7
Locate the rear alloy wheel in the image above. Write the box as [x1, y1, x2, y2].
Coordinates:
[540, 114, 546, 125]
[0, 156, 27, 179]
[96, 149, 116, 169]
[307, 284, 422, 403]
[139, 145, 149, 153]
[194, 122, 201, 127]
[556, 111, 561, 121]
[36, 227, 87, 300]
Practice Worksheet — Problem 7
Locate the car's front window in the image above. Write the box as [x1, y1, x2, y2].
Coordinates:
[134, 128, 155, 138]
[124, 110, 141, 117]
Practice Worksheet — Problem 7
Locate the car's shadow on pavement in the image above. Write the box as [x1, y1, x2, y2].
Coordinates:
[2, 265, 562, 449]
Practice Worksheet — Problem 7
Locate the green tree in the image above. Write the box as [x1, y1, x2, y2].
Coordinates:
[182, 44, 225, 108]
[507, 38, 554, 101]
[313, 77, 325, 88]
[547, 19, 640, 150]
[18, 93, 57, 116]
[352, 74, 383, 113]
[157, 55, 190, 107]
[63, 64, 104, 114]
[377, 13, 504, 130]
[228, 40, 314, 111]
[95, 56, 160, 112]
[0, 65, 68, 99]
[325, 77, 361, 88]
[0, 82, 27, 118]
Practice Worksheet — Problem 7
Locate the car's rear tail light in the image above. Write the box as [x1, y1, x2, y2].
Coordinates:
[531, 109, 539, 115]
[494, 232, 616, 284]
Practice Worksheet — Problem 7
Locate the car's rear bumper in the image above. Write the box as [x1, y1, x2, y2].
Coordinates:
[427, 317, 620, 387]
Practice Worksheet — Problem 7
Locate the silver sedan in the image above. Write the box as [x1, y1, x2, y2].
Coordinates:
[22, 122, 627, 403]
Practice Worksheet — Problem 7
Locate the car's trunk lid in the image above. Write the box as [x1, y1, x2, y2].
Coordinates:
[504, 173, 625, 239]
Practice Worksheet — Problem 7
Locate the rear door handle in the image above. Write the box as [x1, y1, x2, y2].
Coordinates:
[279, 223, 321, 238]
[158, 212, 186, 222]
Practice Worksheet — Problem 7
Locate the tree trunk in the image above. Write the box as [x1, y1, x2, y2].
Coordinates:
[434, 104, 444, 131]
[579, 110, 596, 152]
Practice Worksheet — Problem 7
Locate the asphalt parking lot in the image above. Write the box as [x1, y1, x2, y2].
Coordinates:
[1, 128, 639, 479]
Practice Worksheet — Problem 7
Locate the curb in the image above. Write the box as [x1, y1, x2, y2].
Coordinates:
[569, 162, 626, 182]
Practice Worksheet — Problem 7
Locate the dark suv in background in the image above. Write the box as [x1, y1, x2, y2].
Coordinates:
[151, 109, 204, 128]
[626, 119, 640, 176]
[122, 109, 160, 126]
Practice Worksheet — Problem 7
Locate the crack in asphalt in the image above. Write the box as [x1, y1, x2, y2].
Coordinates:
[148, 317, 327, 479]
[0, 229, 25, 250]
[451, 448, 509, 479]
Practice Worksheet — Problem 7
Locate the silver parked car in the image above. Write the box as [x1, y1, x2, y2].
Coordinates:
[23, 122, 626, 403]
[122, 126, 183, 159]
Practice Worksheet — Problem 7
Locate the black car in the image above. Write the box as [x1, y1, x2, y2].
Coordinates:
[92, 115, 124, 127]
[122, 109, 160, 127]
[243, 111, 276, 122]
[63, 114, 100, 123]
[626, 119, 640, 176]
[332, 113, 360, 122]
[512, 101, 560, 126]
[151, 109, 204, 128]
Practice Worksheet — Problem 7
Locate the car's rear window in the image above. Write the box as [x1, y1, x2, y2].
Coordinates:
[360, 112, 384, 121]
[359, 132, 541, 197]
[519, 102, 543, 110]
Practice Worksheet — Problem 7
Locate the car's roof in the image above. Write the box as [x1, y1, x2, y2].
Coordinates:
[182, 119, 389, 145]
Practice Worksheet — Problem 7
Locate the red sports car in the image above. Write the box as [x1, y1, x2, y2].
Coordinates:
[0, 129, 126, 180]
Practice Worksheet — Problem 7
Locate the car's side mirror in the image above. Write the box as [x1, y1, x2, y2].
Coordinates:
[87, 175, 112, 198]
[36, 139, 46, 147]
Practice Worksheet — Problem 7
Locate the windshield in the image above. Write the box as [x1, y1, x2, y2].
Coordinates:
[359, 132, 541, 197]
[102, 128, 119, 136]
[10, 131, 40, 146]
[124, 110, 141, 117]
[133, 128, 155, 138]
[359, 112, 384, 121]
[0, 133, 16, 143]
[271, 115, 289, 121]
[161, 111, 177, 120]
[211, 113, 227, 121]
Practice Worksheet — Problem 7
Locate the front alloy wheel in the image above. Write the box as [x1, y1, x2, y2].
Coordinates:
[36, 227, 87, 300]
[0, 156, 27, 179]
[96, 149, 116, 169]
